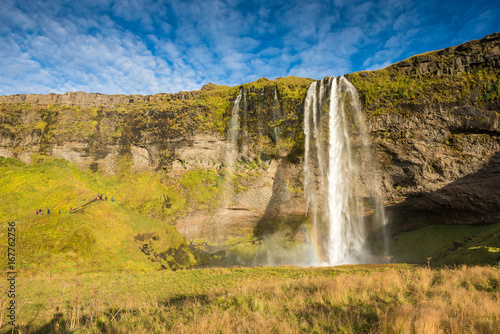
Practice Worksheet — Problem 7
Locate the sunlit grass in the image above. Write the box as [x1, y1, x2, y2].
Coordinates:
[3, 264, 498, 333]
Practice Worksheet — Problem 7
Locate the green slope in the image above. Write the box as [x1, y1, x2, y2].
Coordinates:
[0, 156, 203, 273]
[389, 223, 500, 266]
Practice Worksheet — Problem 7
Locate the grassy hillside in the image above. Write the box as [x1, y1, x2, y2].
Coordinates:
[0, 156, 226, 273]
[388, 223, 500, 266]
[3, 153, 498, 274]
[5, 264, 499, 333]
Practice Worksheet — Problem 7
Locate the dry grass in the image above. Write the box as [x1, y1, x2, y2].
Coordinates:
[5, 265, 499, 333]
[166, 266, 499, 334]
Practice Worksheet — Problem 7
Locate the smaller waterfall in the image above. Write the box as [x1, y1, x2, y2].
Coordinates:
[271, 87, 280, 143]
[222, 89, 244, 209]
[226, 89, 243, 166]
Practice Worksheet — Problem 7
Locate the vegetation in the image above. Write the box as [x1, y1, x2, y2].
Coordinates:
[0, 76, 313, 153]
[389, 224, 500, 266]
[0, 152, 304, 274]
[349, 67, 500, 119]
[2, 264, 498, 333]
[0, 156, 239, 272]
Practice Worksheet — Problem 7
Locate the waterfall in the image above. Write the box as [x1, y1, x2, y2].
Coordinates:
[304, 76, 387, 265]
[222, 89, 244, 209]
[226, 89, 243, 166]
[272, 87, 280, 142]
[303, 80, 326, 261]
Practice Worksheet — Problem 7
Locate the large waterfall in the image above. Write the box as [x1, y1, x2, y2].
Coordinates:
[304, 76, 387, 265]
[229, 79, 386, 267]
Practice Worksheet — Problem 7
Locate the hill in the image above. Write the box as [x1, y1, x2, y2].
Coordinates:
[0, 156, 219, 272]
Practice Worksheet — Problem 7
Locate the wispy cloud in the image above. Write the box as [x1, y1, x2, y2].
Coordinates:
[0, 0, 498, 95]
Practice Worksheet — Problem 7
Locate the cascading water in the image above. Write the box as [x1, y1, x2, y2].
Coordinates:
[304, 76, 387, 265]
[226, 89, 243, 166]
[271, 87, 280, 142]
[223, 89, 244, 208]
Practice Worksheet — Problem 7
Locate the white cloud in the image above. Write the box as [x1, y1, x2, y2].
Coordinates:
[0, 0, 498, 95]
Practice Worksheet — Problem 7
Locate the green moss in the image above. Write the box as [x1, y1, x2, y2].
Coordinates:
[115, 153, 134, 174]
[0, 76, 313, 166]
[0, 156, 233, 273]
[179, 168, 223, 209]
[349, 67, 500, 119]
[388, 223, 500, 266]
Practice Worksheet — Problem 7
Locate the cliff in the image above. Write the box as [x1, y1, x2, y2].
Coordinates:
[1, 33, 500, 244]
[348, 32, 500, 229]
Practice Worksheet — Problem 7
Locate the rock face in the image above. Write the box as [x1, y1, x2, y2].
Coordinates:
[0, 91, 200, 109]
[1, 34, 500, 240]
[349, 32, 500, 230]
[394, 33, 500, 76]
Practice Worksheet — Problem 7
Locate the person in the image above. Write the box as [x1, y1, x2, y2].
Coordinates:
[111, 196, 114, 202]
[47, 209, 50, 214]
[39, 208, 43, 215]
[481, 217, 485, 223]
[36, 209, 38, 215]
[105, 195, 108, 201]
[59, 210, 61, 214]
[453, 220, 457, 225]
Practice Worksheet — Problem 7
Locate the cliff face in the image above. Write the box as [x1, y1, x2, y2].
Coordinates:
[0, 77, 312, 242]
[1, 33, 500, 240]
[0, 78, 310, 171]
[0, 90, 200, 108]
[349, 32, 500, 229]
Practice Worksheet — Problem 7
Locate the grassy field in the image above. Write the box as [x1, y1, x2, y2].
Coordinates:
[1, 264, 498, 333]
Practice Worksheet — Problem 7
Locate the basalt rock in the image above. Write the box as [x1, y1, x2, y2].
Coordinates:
[0, 90, 203, 109]
[393, 32, 500, 76]
[349, 32, 500, 230]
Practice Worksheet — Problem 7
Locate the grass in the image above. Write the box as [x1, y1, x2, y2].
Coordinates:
[6, 198, 190, 273]
[388, 223, 500, 266]
[0, 156, 228, 273]
[2, 264, 498, 333]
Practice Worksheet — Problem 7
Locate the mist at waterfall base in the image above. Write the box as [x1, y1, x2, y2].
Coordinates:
[226, 78, 388, 267]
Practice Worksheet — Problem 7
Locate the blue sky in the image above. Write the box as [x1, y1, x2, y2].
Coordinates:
[1, 0, 499, 95]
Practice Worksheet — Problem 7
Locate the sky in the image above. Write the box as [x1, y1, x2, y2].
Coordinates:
[1, 0, 499, 95]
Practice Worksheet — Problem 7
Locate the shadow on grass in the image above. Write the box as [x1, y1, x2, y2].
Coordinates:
[11, 306, 145, 334]
[12, 292, 218, 334]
